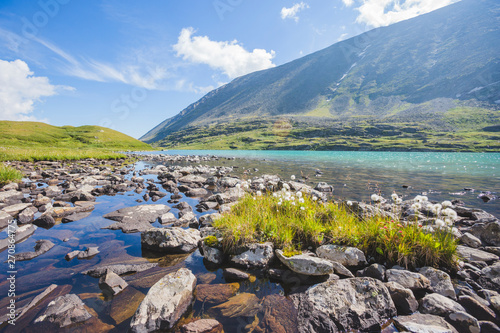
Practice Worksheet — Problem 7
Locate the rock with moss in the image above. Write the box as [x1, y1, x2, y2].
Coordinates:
[200, 236, 224, 265]
[276, 249, 334, 276]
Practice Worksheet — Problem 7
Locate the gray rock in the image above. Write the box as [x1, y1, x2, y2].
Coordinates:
[99, 269, 128, 296]
[314, 182, 334, 192]
[316, 244, 367, 267]
[357, 263, 386, 281]
[479, 289, 500, 313]
[34, 294, 92, 328]
[276, 249, 334, 276]
[2, 203, 33, 217]
[65, 250, 80, 261]
[219, 177, 240, 188]
[457, 245, 499, 263]
[215, 187, 245, 204]
[18, 207, 35, 224]
[479, 321, 500, 333]
[470, 221, 500, 246]
[386, 269, 431, 292]
[77, 246, 100, 259]
[461, 233, 482, 248]
[61, 211, 92, 223]
[33, 213, 56, 228]
[201, 242, 224, 265]
[385, 281, 418, 315]
[178, 175, 207, 185]
[130, 268, 196, 332]
[0, 190, 24, 203]
[0, 224, 37, 252]
[394, 313, 458, 333]
[186, 188, 209, 197]
[229, 242, 274, 268]
[330, 260, 355, 278]
[419, 266, 457, 300]
[458, 295, 497, 322]
[419, 293, 466, 317]
[141, 227, 201, 253]
[223, 268, 249, 281]
[0, 210, 13, 229]
[103, 204, 171, 233]
[13, 240, 55, 261]
[482, 262, 500, 288]
[159, 212, 177, 225]
[82, 263, 158, 278]
[446, 312, 480, 333]
[291, 277, 396, 331]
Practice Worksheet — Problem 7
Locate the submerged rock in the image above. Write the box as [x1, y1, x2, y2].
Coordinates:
[34, 294, 92, 328]
[13, 239, 55, 261]
[130, 268, 196, 332]
[181, 319, 223, 333]
[82, 263, 158, 278]
[99, 269, 128, 296]
[291, 277, 396, 332]
[194, 283, 239, 306]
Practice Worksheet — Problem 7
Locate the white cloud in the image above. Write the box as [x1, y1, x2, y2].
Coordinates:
[0, 59, 67, 121]
[342, 0, 355, 7]
[173, 27, 276, 79]
[281, 2, 309, 22]
[354, 0, 461, 28]
[338, 33, 349, 41]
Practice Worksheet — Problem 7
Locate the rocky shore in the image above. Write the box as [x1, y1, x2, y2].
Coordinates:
[0, 154, 499, 332]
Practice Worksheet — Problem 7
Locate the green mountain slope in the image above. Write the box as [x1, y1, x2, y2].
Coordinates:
[0, 121, 151, 150]
[142, 0, 500, 151]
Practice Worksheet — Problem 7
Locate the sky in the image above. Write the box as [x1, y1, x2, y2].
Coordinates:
[0, 0, 460, 139]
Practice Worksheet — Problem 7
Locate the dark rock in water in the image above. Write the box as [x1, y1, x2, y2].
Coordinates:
[223, 268, 249, 281]
[357, 263, 386, 281]
[13, 239, 55, 261]
[61, 211, 92, 223]
[394, 313, 458, 333]
[208, 293, 261, 319]
[130, 268, 196, 332]
[290, 277, 396, 332]
[174, 201, 192, 211]
[181, 319, 223, 333]
[385, 281, 418, 315]
[99, 269, 128, 296]
[82, 263, 158, 278]
[34, 294, 92, 328]
[141, 227, 201, 253]
[65, 250, 80, 261]
[478, 192, 496, 202]
[314, 182, 334, 192]
[256, 294, 299, 333]
[194, 283, 239, 306]
[77, 246, 100, 259]
[458, 295, 497, 322]
[446, 312, 480, 333]
[0, 224, 37, 252]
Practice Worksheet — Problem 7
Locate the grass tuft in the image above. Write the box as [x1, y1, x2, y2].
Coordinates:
[214, 193, 458, 270]
[0, 164, 23, 186]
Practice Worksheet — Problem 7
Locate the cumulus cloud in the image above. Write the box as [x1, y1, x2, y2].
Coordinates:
[342, 0, 355, 7]
[173, 27, 276, 79]
[281, 2, 309, 22]
[354, 0, 461, 28]
[0, 59, 67, 121]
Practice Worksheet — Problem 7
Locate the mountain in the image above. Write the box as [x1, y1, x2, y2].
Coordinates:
[142, 0, 500, 151]
[0, 121, 151, 150]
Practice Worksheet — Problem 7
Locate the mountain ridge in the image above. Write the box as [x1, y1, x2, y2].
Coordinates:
[141, 0, 500, 151]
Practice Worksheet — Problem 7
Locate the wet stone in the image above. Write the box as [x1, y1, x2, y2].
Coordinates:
[194, 283, 239, 306]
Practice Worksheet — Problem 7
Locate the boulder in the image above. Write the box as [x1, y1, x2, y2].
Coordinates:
[470, 222, 500, 246]
[34, 294, 92, 328]
[215, 187, 245, 204]
[385, 281, 418, 315]
[2, 203, 33, 217]
[276, 250, 334, 276]
[99, 269, 128, 296]
[419, 266, 457, 300]
[130, 268, 196, 332]
[419, 293, 466, 317]
[461, 233, 482, 248]
[229, 242, 274, 268]
[181, 319, 223, 333]
[394, 313, 458, 333]
[314, 182, 334, 192]
[200, 242, 224, 265]
[458, 295, 497, 322]
[482, 262, 500, 289]
[141, 227, 201, 253]
[316, 244, 367, 268]
[33, 213, 56, 229]
[18, 207, 35, 224]
[219, 177, 240, 188]
[103, 204, 171, 233]
[457, 245, 499, 263]
[291, 277, 396, 331]
[0, 211, 13, 229]
[386, 269, 431, 292]
[0, 190, 24, 203]
[357, 263, 386, 281]
[446, 312, 481, 333]
[159, 212, 177, 225]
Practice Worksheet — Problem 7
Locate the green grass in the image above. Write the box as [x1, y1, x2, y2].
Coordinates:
[0, 164, 23, 186]
[0, 120, 152, 161]
[213, 193, 458, 270]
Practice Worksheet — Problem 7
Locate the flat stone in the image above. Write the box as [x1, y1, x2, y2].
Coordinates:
[34, 294, 92, 328]
[229, 242, 274, 268]
[2, 203, 32, 217]
[99, 269, 128, 296]
[130, 268, 196, 332]
[457, 245, 499, 263]
[195, 283, 239, 305]
[104, 204, 171, 233]
[181, 319, 223, 333]
[0, 210, 13, 229]
[276, 250, 334, 276]
[0, 190, 24, 203]
[208, 293, 261, 319]
[223, 268, 249, 281]
[17, 207, 35, 224]
[109, 287, 145, 326]
[458, 295, 497, 322]
[77, 247, 100, 259]
[461, 232, 482, 248]
[0, 224, 37, 252]
[394, 313, 458, 333]
[13, 239, 55, 261]
[82, 263, 158, 278]
[386, 269, 431, 292]
[159, 212, 177, 225]
[61, 211, 92, 223]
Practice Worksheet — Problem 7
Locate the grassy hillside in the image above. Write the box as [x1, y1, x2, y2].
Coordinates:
[0, 121, 151, 161]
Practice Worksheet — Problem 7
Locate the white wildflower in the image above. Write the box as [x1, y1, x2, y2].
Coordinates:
[291, 175, 296, 180]
[243, 184, 249, 190]
[391, 193, 399, 201]
[371, 194, 380, 202]
[441, 200, 452, 208]
[444, 217, 454, 226]
[396, 198, 403, 205]
[347, 200, 353, 206]
[442, 208, 457, 219]
[312, 196, 318, 201]
[435, 219, 445, 228]
[299, 198, 305, 203]
[283, 183, 290, 191]
[431, 204, 442, 215]
[256, 191, 262, 196]
[258, 184, 265, 190]
[411, 202, 422, 210]
[272, 193, 278, 198]
[300, 206, 305, 210]
[291, 201, 296, 206]
[296, 191, 303, 198]
[422, 225, 434, 233]
[235, 183, 241, 189]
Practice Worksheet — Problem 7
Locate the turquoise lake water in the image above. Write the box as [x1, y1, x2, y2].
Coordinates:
[140, 150, 500, 217]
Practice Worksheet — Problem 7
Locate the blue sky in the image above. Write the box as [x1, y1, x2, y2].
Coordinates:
[0, 0, 459, 138]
